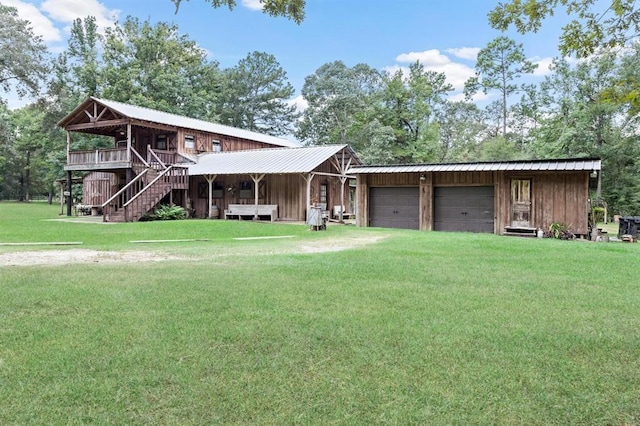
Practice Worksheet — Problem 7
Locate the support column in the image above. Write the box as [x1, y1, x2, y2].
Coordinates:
[66, 171, 73, 216]
[303, 173, 315, 220]
[205, 174, 217, 218]
[250, 174, 265, 220]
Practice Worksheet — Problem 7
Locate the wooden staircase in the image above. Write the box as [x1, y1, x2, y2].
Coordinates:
[102, 166, 188, 222]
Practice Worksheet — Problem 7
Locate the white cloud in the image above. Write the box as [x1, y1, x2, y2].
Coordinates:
[393, 49, 476, 92]
[241, 0, 263, 11]
[530, 56, 555, 77]
[287, 95, 308, 113]
[2, 0, 62, 42]
[446, 47, 481, 61]
[40, 0, 120, 30]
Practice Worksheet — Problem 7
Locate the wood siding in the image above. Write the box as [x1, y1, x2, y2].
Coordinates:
[189, 156, 354, 221]
[83, 172, 119, 206]
[357, 170, 590, 235]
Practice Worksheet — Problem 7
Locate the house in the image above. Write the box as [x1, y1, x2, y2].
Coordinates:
[348, 158, 601, 236]
[60, 97, 359, 221]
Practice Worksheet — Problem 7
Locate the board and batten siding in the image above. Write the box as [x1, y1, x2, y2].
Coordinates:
[189, 156, 354, 221]
[357, 170, 590, 235]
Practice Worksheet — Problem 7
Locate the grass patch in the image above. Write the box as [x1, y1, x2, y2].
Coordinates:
[1, 201, 640, 424]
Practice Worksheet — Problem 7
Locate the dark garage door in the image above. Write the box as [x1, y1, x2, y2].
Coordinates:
[369, 187, 419, 230]
[434, 186, 494, 233]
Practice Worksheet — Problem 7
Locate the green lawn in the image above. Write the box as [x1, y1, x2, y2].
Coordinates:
[1, 201, 639, 424]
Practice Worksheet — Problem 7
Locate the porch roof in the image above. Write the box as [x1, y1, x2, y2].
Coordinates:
[188, 145, 360, 176]
[58, 97, 299, 148]
[347, 158, 601, 174]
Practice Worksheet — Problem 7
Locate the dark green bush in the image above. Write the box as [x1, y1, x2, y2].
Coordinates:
[592, 207, 605, 223]
[141, 204, 187, 221]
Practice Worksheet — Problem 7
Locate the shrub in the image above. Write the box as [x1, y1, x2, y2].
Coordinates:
[592, 207, 606, 223]
[141, 204, 187, 221]
[544, 222, 575, 240]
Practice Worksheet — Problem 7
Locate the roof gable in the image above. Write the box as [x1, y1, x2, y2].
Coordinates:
[58, 97, 299, 148]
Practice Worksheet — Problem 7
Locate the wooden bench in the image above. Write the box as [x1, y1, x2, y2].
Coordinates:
[224, 204, 278, 221]
[332, 205, 354, 220]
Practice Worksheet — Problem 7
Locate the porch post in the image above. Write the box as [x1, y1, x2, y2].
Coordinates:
[251, 174, 265, 220]
[66, 171, 73, 216]
[303, 172, 315, 220]
[205, 174, 217, 218]
[339, 176, 347, 223]
[66, 131, 71, 164]
[126, 122, 132, 162]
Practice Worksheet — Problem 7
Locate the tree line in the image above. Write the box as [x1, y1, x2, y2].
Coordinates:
[1, 3, 639, 215]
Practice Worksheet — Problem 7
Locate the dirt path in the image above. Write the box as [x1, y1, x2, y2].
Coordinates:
[0, 233, 388, 267]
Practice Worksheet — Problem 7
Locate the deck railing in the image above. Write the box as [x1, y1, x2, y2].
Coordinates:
[67, 147, 161, 168]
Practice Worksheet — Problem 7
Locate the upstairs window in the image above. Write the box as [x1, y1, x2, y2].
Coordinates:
[185, 134, 195, 149]
[212, 140, 221, 152]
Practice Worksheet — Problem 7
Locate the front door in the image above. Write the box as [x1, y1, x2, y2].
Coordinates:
[511, 179, 531, 227]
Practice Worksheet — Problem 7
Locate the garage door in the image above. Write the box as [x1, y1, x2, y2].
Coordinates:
[434, 186, 494, 233]
[369, 187, 419, 230]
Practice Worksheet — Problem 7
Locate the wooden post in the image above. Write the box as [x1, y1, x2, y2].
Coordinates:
[303, 173, 315, 220]
[204, 174, 217, 218]
[66, 131, 71, 164]
[339, 176, 347, 223]
[66, 171, 73, 216]
[126, 123, 132, 162]
[251, 174, 265, 220]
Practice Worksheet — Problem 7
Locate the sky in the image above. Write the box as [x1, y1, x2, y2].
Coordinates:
[3, 0, 569, 111]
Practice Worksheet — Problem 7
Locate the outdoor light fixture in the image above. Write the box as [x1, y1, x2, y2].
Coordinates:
[590, 170, 598, 178]
[420, 173, 427, 181]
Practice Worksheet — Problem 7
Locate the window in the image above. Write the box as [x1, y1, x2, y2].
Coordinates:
[212, 140, 221, 152]
[239, 181, 253, 199]
[198, 181, 225, 199]
[320, 183, 328, 204]
[185, 134, 195, 149]
[155, 134, 167, 150]
[212, 181, 224, 198]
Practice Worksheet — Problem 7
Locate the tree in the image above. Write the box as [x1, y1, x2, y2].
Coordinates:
[380, 62, 453, 163]
[488, 0, 640, 58]
[488, 1, 640, 115]
[0, 5, 48, 99]
[464, 36, 537, 137]
[436, 101, 486, 162]
[101, 17, 222, 118]
[171, 0, 305, 23]
[218, 51, 298, 136]
[296, 61, 382, 147]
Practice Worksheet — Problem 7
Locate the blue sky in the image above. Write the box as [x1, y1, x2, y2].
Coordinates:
[4, 0, 569, 110]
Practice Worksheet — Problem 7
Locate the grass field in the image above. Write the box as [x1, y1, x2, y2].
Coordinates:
[1, 201, 639, 424]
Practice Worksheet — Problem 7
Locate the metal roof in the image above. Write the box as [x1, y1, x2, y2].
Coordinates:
[188, 144, 360, 176]
[86, 97, 299, 148]
[347, 158, 601, 174]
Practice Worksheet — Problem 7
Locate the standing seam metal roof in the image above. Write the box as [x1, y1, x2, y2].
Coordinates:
[347, 158, 601, 174]
[188, 145, 359, 175]
[92, 97, 299, 148]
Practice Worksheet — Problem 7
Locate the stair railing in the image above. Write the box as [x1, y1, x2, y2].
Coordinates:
[101, 169, 149, 222]
[123, 166, 176, 222]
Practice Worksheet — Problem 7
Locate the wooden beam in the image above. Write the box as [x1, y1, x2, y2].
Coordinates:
[65, 119, 129, 131]
[129, 119, 177, 132]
